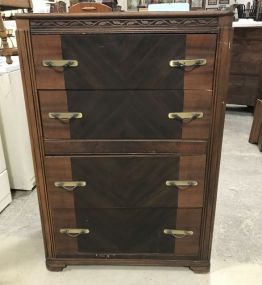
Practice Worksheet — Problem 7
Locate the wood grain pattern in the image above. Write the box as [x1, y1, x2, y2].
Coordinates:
[45, 155, 206, 208]
[16, 20, 56, 259]
[44, 140, 208, 156]
[31, 35, 65, 90]
[185, 34, 217, 90]
[45, 158, 78, 254]
[39, 90, 212, 140]
[16, 12, 233, 273]
[51, 208, 201, 257]
[32, 34, 215, 90]
[39, 91, 70, 139]
[200, 14, 233, 262]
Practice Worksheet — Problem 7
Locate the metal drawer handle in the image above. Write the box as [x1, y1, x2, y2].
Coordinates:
[60, 228, 90, 238]
[168, 112, 203, 123]
[169, 59, 206, 70]
[164, 229, 194, 239]
[42, 60, 78, 68]
[48, 112, 82, 123]
[166, 180, 198, 189]
[54, 181, 86, 191]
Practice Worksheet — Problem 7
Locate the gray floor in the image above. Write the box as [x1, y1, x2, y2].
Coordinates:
[0, 109, 261, 285]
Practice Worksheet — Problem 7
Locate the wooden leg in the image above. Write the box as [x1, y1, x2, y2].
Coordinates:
[189, 264, 210, 274]
[46, 260, 67, 272]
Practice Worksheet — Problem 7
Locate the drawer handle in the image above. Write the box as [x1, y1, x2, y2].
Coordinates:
[48, 112, 83, 122]
[42, 60, 78, 68]
[166, 180, 198, 189]
[54, 181, 86, 191]
[169, 59, 206, 70]
[164, 229, 194, 239]
[82, 7, 97, 11]
[168, 112, 203, 123]
[60, 228, 90, 238]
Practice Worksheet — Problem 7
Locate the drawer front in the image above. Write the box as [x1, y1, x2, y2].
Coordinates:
[52, 208, 202, 257]
[39, 90, 212, 140]
[32, 34, 216, 90]
[45, 155, 206, 208]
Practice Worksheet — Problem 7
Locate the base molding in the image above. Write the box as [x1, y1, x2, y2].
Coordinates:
[46, 258, 210, 273]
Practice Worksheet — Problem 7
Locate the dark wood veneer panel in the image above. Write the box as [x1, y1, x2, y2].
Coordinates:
[32, 33, 216, 90]
[62, 33, 186, 90]
[45, 155, 206, 209]
[51, 208, 201, 257]
[39, 90, 211, 140]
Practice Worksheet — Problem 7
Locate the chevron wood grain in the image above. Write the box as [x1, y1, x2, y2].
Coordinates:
[45, 155, 206, 208]
[51, 208, 201, 256]
[39, 89, 211, 140]
[32, 33, 215, 90]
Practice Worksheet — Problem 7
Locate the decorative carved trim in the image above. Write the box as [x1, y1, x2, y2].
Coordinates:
[30, 17, 218, 34]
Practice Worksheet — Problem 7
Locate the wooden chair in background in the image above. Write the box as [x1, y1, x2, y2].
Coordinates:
[0, 0, 32, 64]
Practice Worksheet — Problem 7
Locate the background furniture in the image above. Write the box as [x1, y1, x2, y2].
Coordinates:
[0, 0, 32, 64]
[0, 58, 35, 190]
[0, 131, 11, 212]
[16, 10, 233, 273]
[69, 2, 112, 12]
[227, 23, 262, 106]
[249, 99, 262, 151]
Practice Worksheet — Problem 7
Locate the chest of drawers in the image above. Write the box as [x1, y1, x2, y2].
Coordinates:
[16, 11, 233, 273]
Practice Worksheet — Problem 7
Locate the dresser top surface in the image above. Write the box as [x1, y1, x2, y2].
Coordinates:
[16, 10, 233, 20]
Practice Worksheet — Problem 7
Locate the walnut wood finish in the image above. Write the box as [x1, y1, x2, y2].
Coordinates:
[44, 140, 208, 156]
[16, 11, 233, 273]
[52, 208, 202, 257]
[227, 27, 262, 106]
[39, 90, 212, 140]
[32, 34, 216, 90]
[45, 155, 206, 209]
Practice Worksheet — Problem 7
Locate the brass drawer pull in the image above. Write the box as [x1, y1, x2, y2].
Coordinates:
[169, 59, 206, 69]
[168, 112, 203, 123]
[166, 180, 198, 189]
[164, 229, 194, 239]
[54, 181, 86, 191]
[42, 60, 78, 68]
[48, 112, 82, 122]
[60, 228, 90, 238]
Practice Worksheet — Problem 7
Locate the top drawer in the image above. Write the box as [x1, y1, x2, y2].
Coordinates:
[32, 33, 216, 90]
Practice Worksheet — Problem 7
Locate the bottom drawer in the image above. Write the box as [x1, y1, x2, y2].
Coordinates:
[52, 208, 202, 258]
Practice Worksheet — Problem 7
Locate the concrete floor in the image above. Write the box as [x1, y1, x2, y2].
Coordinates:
[0, 108, 261, 285]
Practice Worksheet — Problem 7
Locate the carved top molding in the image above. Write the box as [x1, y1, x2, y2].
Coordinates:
[29, 17, 219, 34]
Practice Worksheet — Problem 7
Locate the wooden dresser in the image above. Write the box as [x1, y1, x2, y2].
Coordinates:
[227, 26, 262, 106]
[16, 11, 233, 273]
